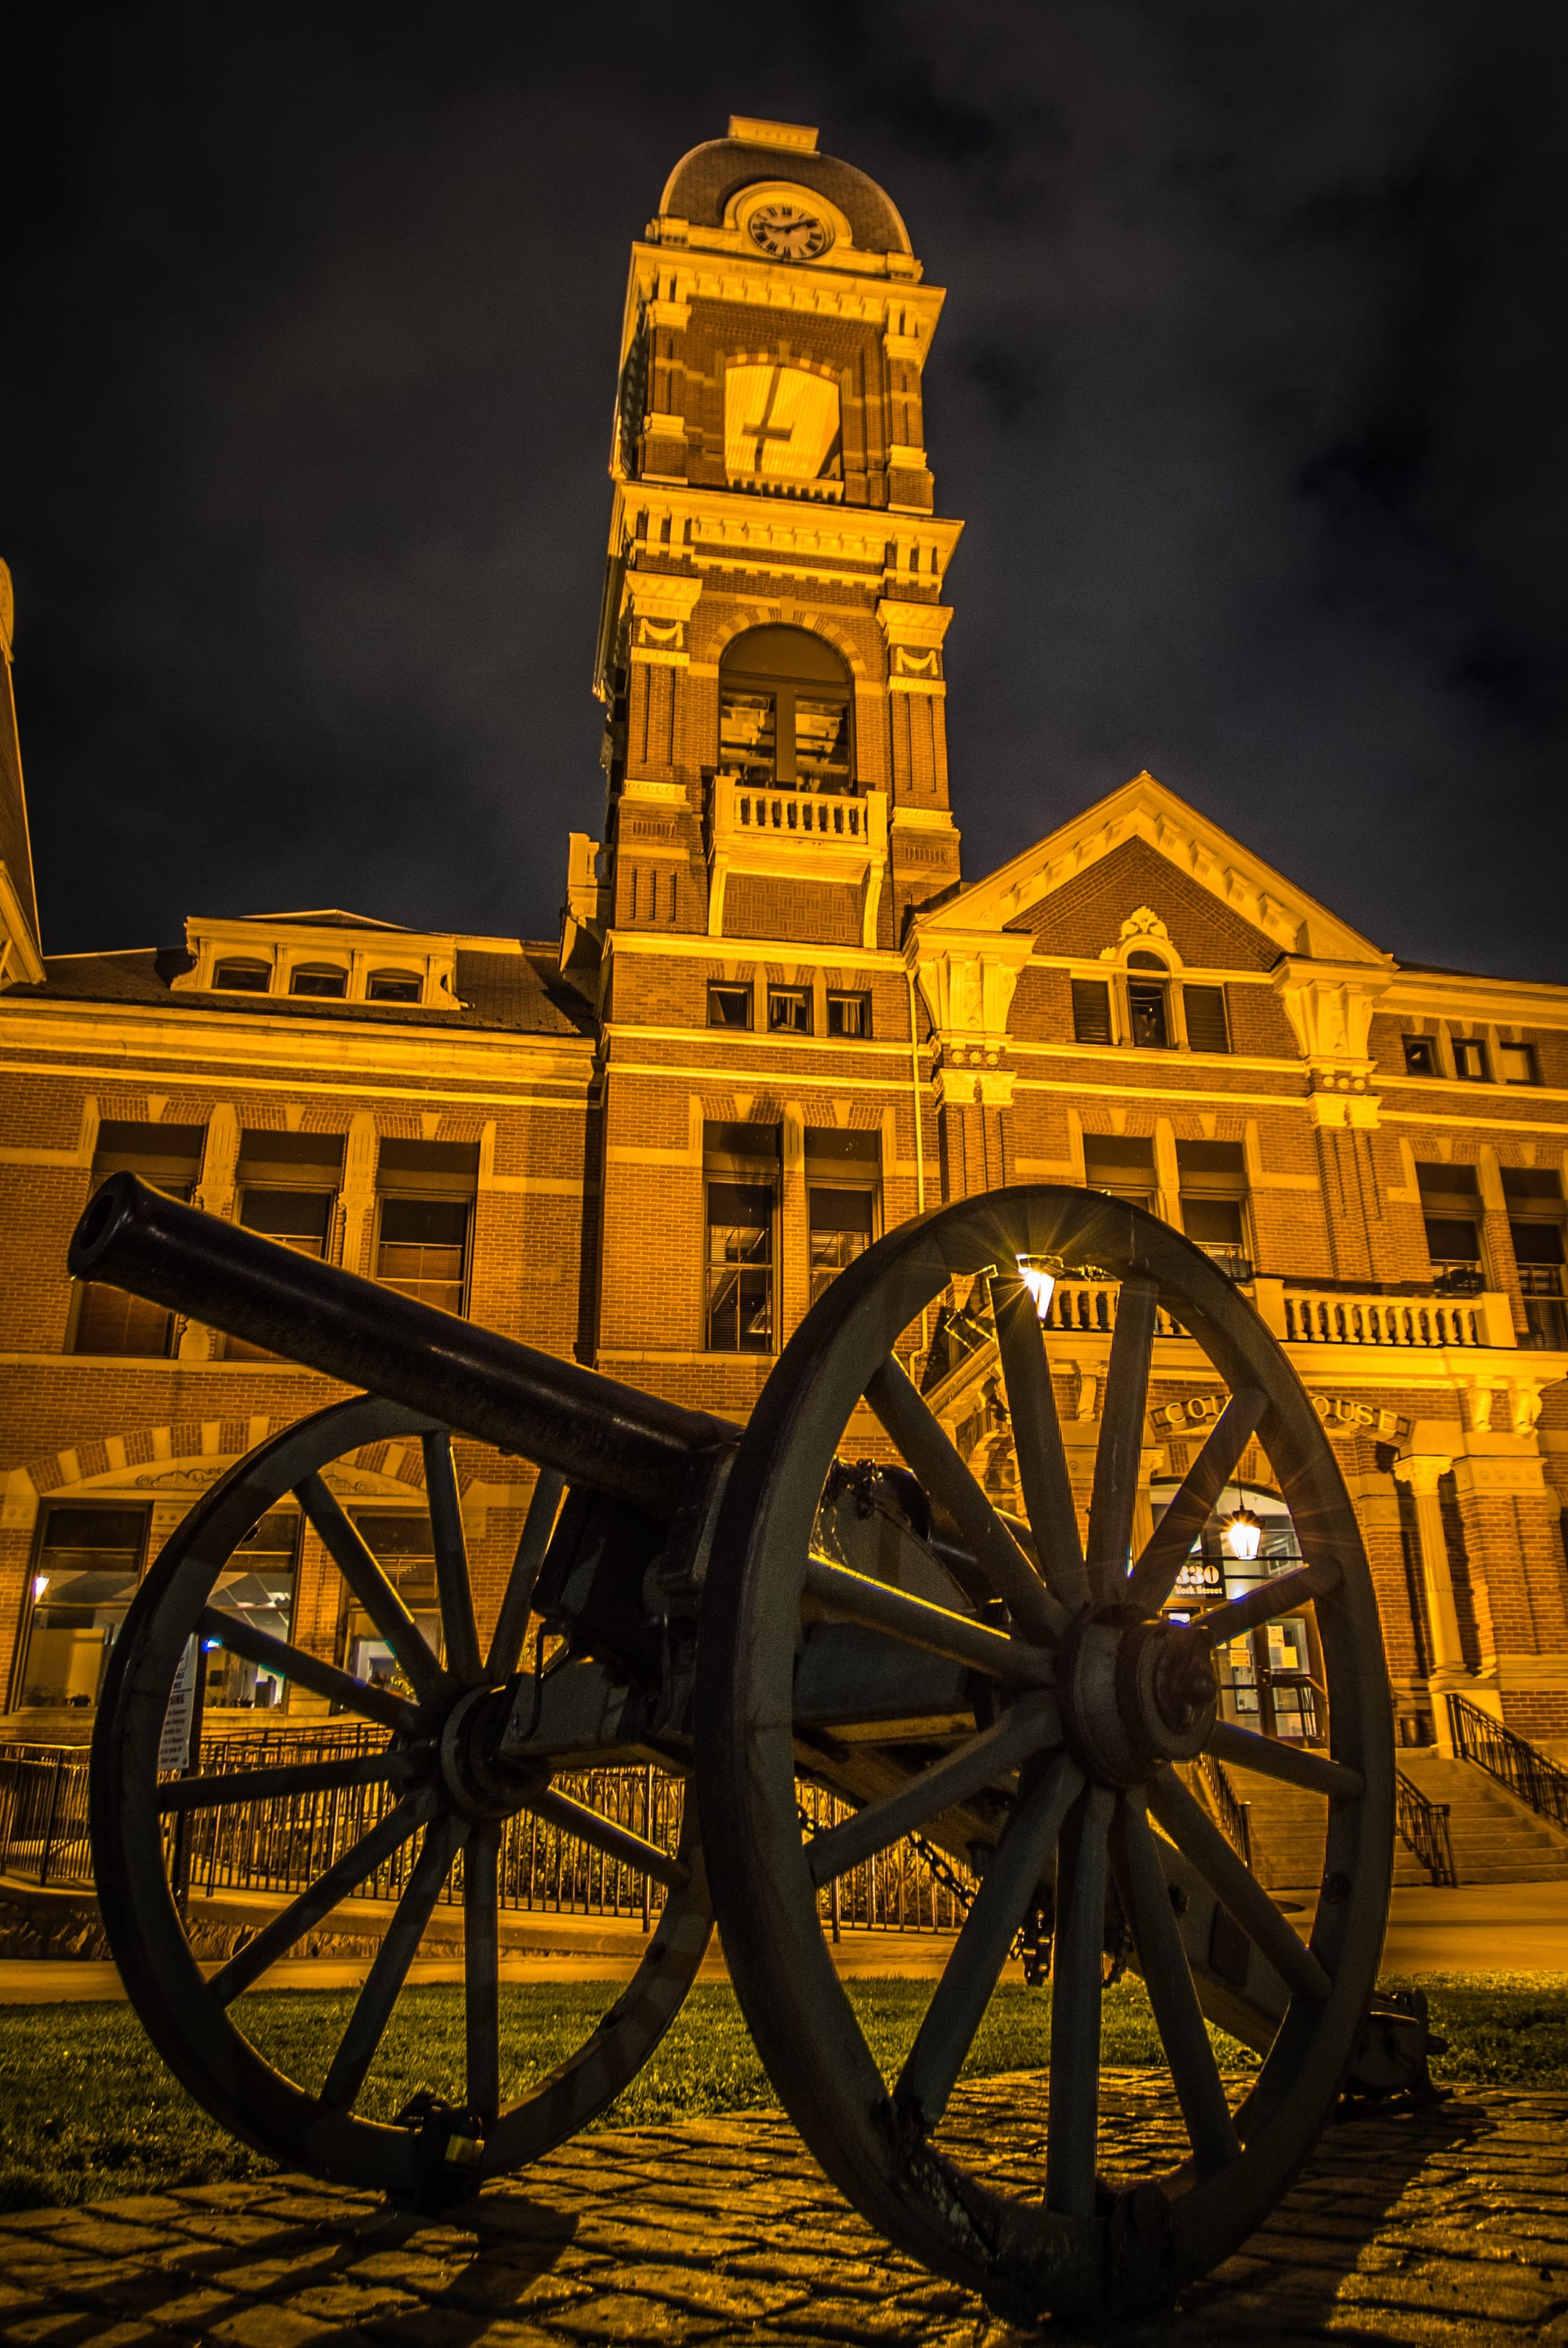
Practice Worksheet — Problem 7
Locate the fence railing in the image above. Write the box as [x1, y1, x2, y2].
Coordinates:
[1448, 1693, 1568, 1834]
[1042, 1279, 1189, 1341]
[0, 1742, 93, 1888]
[1394, 1767, 1457, 1885]
[0, 1726, 971, 1936]
[1193, 1748, 1252, 1871]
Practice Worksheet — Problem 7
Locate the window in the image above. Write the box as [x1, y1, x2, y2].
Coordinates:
[1504, 1170, 1568, 1348]
[1183, 985, 1231, 1054]
[1071, 978, 1112, 1046]
[1127, 978, 1170, 1050]
[375, 1138, 480, 1318]
[1403, 1036, 1439, 1076]
[705, 1121, 779, 1352]
[1178, 1140, 1251, 1278]
[826, 990, 870, 1039]
[213, 959, 270, 993]
[377, 1199, 470, 1315]
[1453, 1037, 1489, 1081]
[1417, 1163, 1484, 1285]
[290, 964, 347, 999]
[708, 982, 753, 1030]
[343, 1515, 442, 1688]
[367, 969, 423, 1003]
[716, 626, 853, 793]
[201, 1512, 299, 1708]
[222, 1132, 346, 1359]
[72, 1121, 206, 1355]
[806, 1129, 879, 1306]
[768, 985, 811, 1035]
[17, 1506, 148, 1711]
[1499, 1042, 1538, 1085]
[724, 363, 842, 494]
[810, 1189, 874, 1304]
[1083, 1135, 1156, 1211]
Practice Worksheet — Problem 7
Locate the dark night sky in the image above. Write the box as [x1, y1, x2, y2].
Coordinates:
[5, 3, 1566, 976]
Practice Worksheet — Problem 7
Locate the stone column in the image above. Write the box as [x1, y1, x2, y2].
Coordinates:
[179, 1105, 241, 1361]
[1391, 1450, 1466, 1749]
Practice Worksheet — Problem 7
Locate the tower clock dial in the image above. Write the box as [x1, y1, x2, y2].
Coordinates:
[746, 202, 831, 260]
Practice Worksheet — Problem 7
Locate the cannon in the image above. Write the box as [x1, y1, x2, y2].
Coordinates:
[68, 1172, 1417, 2323]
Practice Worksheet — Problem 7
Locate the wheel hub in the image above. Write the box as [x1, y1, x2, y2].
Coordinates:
[1058, 1608, 1218, 1787]
[437, 1684, 536, 1820]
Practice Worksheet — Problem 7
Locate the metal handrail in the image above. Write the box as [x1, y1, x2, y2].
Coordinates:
[1195, 1749, 1253, 1871]
[1447, 1692, 1568, 1832]
[1394, 1767, 1457, 1886]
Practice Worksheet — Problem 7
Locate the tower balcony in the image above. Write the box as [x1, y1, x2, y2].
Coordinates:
[705, 774, 888, 946]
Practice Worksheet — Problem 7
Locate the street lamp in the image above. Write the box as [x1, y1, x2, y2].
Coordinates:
[1222, 1504, 1262, 1562]
[1014, 1255, 1057, 1319]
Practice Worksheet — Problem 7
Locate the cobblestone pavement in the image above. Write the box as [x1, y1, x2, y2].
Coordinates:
[2, 2074, 1566, 2346]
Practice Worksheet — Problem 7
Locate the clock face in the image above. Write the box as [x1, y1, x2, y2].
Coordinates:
[746, 202, 832, 261]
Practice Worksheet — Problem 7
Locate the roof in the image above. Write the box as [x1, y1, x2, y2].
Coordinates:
[7, 945, 597, 1038]
[659, 131, 913, 256]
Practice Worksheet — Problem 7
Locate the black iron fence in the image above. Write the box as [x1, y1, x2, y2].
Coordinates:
[1193, 1748, 1252, 1871]
[1394, 1767, 1457, 1886]
[1447, 1692, 1568, 1834]
[1, 1727, 971, 1934]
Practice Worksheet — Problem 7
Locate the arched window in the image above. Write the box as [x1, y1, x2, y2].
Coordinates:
[366, 968, 423, 1003]
[289, 964, 347, 999]
[717, 626, 852, 793]
[213, 958, 271, 993]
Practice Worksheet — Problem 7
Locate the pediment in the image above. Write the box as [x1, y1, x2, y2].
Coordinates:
[916, 773, 1390, 969]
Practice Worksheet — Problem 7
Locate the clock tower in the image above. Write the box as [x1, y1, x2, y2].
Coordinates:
[572, 114, 964, 961]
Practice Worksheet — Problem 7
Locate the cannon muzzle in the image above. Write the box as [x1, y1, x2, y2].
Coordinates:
[70, 1172, 736, 1519]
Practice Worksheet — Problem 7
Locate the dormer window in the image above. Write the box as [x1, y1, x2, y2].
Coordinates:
[290, 964, 347, 999]
[717, 626, 853, 793]
[366, 968, 423, 1003]
[213, 959, 270, 993]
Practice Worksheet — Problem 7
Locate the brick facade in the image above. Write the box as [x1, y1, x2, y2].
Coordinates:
[0, 119, 1565, 1763]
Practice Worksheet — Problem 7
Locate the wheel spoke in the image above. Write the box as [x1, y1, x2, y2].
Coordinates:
[895, 1753, 1083, 2131]
[423, 1432, 482, 1686]
[528, 1786, 689, 1891]
[1045, 1782, 1115, 2218]
[1111, 1798, 1240, 2176]
[486, 1469, 565, 1681]
[1147, 1771, 1330, 2003]
[803, 1557, 1054, 1689]
[1126, 1389, 1267, 1612]
[807, 1691, 1062, 1885]
[465, 1821, 501, 2121]
[158, 1751, 422, 1813]
[1190, 1559, 1341, 1648]
[321, 1812, 463, 2110]
[989, 1273, 1088, 1614]
[865, 1357, 1066, 1643]
[208, 1786, 441, 2007]
[195, 1607, 419, 1735]
[1207, 1720, 1363, 1801]
[297, 1475, 444, 1700]
[1085, 1276, 1160, 1602]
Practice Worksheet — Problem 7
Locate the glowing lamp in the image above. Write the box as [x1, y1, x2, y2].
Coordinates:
[1014, 1256, 1056, 1319]
[1222, 1506, 1262, 1563]
[201, 1636, 223, 1653]
[31, 1574, 48, 1602]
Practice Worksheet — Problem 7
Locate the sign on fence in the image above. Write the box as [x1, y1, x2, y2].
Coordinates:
[158, 1640, 197, 1773]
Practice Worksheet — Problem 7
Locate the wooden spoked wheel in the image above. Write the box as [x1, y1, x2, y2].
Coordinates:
[697, 1185, 1392, 2324]
[92, 1395, 712, 2202]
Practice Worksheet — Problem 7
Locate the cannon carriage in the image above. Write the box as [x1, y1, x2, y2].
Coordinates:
[70, 1170, 1414, 2323]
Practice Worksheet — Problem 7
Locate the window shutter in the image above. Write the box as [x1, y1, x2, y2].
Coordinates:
[1071, 978, 1112, 1045]
[1182, 984, 1230, 1053]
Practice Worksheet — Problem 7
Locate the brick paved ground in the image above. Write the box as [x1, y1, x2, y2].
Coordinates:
[1, 2073, 1566, 2346]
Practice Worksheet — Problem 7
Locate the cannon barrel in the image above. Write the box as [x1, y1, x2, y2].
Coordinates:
[69, 1172, 738, 1519]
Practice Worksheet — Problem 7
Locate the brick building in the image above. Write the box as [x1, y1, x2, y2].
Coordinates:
[1, 117, 1566, 1781]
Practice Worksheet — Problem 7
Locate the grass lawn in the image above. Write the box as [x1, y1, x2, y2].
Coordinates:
[0, 1972, 1564, 2213]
